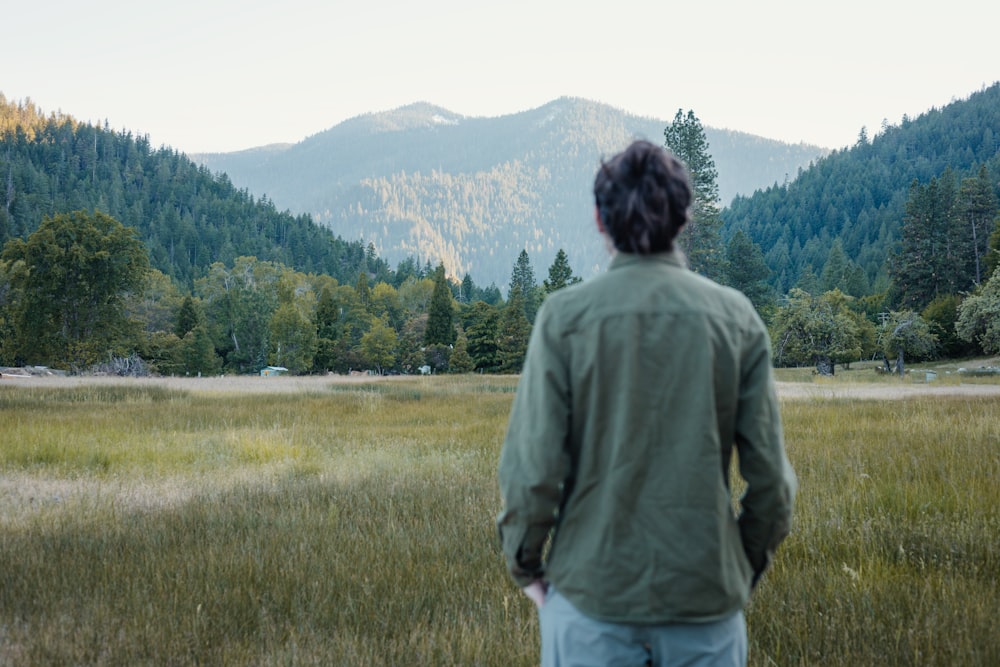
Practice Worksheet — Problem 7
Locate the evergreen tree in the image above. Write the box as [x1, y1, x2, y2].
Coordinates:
[424, 262, 456, 346]
[820, 240, 850, 293]
[664, 109, 724, 280]
[355, 271, 372, 312]
[174, 295, 201, 338]
[460, 273, 475, 303]
[509, 249, 540, 323]
[497, 284, 531, 373]
[891, 171, 971, 309]
[957, 165, 998, 285]
[179, 324, 221, 376]
[724, 230, 773, 315]
[448, 330, 475, 373]
[543, 248, 582, 294]
[464, 300, 501, 372]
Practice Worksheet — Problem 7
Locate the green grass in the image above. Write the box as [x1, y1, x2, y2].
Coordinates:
[0, 375, 997, 665]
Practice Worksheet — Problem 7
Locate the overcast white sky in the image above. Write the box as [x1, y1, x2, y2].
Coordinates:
[4, 0, 997, 154]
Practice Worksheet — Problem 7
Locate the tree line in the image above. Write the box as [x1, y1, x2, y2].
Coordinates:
[0, 208, 586, 375]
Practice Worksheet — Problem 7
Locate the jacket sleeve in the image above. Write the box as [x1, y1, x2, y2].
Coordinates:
[735, 309, 797, 583]
[496, 301, 572, 587]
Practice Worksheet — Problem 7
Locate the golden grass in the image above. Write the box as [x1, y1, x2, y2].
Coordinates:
[0, 375, 997, 665]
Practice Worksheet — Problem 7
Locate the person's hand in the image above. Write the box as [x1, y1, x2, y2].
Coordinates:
[522, 579, 548, 609]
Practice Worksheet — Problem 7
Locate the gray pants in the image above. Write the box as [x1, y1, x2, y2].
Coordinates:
[539, 588, 747, 667]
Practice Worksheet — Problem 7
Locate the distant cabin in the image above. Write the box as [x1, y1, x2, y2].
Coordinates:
[260, 366, 288, 377]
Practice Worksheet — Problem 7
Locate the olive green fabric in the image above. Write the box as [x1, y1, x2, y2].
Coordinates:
[497, 250, 796, 625]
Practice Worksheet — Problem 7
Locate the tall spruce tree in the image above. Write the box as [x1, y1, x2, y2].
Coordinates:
[892, 171, 971, 309]
[664, 109, 724, 280]
[957, 165, 999, 285]
[724, 230, 773, 315]
[509, 249, 540, 323]
[424, 262, 456, 346]
[543, 248, 582, 294]
[497, 284, 531, 373]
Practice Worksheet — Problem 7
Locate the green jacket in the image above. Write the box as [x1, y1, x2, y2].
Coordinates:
[497, 250, 796, 624]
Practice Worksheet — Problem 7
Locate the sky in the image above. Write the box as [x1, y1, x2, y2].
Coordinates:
[5, 0, 998, 155]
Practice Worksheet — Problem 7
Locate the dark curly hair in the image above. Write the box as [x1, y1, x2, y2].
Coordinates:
[593, 140, 692, 255]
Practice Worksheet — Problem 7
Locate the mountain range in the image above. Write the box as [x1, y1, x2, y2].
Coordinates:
[194, 98, 828, 287]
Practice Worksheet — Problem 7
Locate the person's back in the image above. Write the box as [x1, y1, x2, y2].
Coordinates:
[497, 140, 796, 666]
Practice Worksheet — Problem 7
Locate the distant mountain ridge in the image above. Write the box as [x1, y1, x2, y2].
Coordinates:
[194, 98, 827, 286]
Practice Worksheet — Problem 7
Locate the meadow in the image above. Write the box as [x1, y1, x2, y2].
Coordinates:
[0, 372, 997, 665]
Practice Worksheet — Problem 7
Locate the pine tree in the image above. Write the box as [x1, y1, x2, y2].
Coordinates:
[424, 262, 456, 346]
[724, 230, 773, 314]
[448, 330, 475, 373]
[509, 249, 540, 323]
[892, 171, 971, 309]
[957, 165, 998, 285]
[174, 295, 201, 338]
[464, 301, 501, 372]
[497, 284, 531, 373]
[543, 248, 582, 294]
[664, 109, 724, 280]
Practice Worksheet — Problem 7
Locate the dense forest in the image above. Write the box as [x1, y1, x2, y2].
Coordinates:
[0, 94, 390, 288]
[723, 83, 1000, 295]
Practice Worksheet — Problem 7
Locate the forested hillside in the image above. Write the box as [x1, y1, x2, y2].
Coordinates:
[723, 83, 1000, 294]
[195, 98, 826, 286]
[0, 95, 389, 287]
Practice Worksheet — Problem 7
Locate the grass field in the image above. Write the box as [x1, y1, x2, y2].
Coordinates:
[0, 373, 998, 665]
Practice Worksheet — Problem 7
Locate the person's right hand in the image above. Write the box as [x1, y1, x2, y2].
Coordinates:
[522, 580, 548, 609]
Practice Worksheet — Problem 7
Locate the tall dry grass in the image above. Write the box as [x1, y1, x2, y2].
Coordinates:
[0, 376, 997, 665]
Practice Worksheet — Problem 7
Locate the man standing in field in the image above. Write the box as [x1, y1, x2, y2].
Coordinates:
[496, 140, 796, 666]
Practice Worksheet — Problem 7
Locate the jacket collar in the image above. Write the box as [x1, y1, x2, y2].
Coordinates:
[608, 248, 688, 271]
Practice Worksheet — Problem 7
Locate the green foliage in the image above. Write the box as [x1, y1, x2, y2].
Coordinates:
[268, 302, 317, 374]
[448, 330, 475, 373]
[425, 263, 457, 346]
[542, 248, 581, 294]
[724, 83, 1000, 294]
[174, 295, 201, 338]
[196, 257, 283, 373]
[923, 294, 977, 358]
[463, 301, 501, 373]
[497, 285, 531, 373]
[956, 270, 1000, 354]
[509, 250, 539, 323]
[891, 170, 975, 309]
[360, 316, 398, 374]
[1, 210, 149, 368]
[880, 311, 938, 373]
[771, 289, 865, 374]
[724, 229, 774, 316]
[0, 96, 386, 287]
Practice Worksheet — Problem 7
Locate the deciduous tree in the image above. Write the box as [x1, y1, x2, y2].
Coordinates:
[1, 210, 149, 368]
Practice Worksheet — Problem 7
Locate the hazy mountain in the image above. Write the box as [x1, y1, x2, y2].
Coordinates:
[194, 98, 827, 287]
